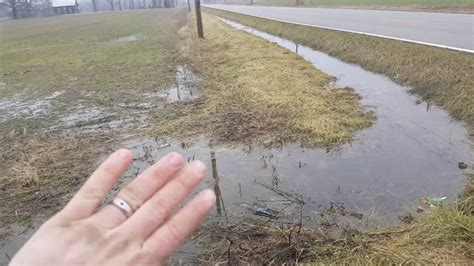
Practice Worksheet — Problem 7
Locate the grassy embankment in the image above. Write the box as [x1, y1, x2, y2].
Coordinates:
[251, 0, 474, 13]
[152, 14, 373, 147]
[205, 8, 474, 133]
[0, 9, 186, 237]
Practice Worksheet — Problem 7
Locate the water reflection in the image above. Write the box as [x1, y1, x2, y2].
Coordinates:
[211, 150, 228, 222]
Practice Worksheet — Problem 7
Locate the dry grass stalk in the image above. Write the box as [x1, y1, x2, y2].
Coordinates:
[152, 14, 373, 147]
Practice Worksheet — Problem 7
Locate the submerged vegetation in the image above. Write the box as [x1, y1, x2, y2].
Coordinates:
[152, 14, 373, 147]
[205, 8, 474, 132]
[198, 175, 474, 264]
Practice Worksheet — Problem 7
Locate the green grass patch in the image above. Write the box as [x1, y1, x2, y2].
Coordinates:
[205, 8, 474, 132]
[0, 9, 186, 132]
[151, 13, 373, 147]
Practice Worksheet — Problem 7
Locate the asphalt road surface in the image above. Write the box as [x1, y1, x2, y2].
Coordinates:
[205, 4, 474, 52]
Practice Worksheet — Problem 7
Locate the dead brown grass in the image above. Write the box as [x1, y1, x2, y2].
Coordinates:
[205, 8, 474, 131]
[0, 132, 110, 239]
[152, 14, 373, 147]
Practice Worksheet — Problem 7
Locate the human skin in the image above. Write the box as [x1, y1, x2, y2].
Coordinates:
[10, 150, 216, 265]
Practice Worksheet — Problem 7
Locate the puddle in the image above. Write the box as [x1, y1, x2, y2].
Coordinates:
[60, 106, 104, 127]
[114, 34, 143, 43]
[159, 65, 199, 103]
[0, 90, 62, 122]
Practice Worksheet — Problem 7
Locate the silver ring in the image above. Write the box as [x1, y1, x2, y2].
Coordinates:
[110, 197, 133, 217]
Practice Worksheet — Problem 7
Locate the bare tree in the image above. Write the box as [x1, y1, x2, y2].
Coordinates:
[107, 0, 114, 10]
[3, 0, 21, 19]
[118, 0, 122, 10]
[91, 0, 98, 11]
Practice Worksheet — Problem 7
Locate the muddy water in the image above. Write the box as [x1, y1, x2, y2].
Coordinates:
[159, 65, 199, 103]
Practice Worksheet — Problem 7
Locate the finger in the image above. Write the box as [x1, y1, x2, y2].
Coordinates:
[91, 152, 185, 228]
[143, 189, 215, 262]
[60, 149, 133, 221]
[116, 160, 206, 239]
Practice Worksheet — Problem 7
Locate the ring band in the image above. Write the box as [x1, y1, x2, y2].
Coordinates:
[111, 197, 133, 217]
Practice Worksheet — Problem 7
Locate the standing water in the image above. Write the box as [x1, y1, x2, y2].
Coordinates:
[131, 20, 473, 261]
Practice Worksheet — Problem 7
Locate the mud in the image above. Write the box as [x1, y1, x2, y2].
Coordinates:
[0, 90, 62, 123]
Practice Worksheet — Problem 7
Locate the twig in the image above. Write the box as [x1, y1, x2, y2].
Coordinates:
[254, 180, 305, 204]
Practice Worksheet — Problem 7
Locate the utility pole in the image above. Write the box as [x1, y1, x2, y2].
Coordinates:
[187, 0, 191, 12]
[195, 0, 204, 38]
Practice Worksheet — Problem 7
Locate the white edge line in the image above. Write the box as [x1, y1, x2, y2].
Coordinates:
[204, 5, 474, 54]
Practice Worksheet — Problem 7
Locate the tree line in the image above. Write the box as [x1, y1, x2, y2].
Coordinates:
[1, 0, 177, 19]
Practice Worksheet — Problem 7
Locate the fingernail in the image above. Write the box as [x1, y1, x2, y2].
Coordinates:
[167, 152, 183, 167]
[202, 189, 216, 204]
[116, 149, 132, 160]
[194, 160, 206, 177]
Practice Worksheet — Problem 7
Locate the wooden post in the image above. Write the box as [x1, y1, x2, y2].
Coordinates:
[211, 151, 221, 215]
[195, 0, 204, 38]
[187, 0, 191, 11]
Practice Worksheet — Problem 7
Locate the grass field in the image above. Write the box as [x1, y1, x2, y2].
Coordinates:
[250, 0, 474, 12]
[205, 8, 474, 132]
[0, 9, 186, 132]
[0, 9, 187, 237]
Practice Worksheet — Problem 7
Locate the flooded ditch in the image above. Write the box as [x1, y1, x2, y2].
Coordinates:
[132, 19, 472, 262]
[1, 19, 473, 264]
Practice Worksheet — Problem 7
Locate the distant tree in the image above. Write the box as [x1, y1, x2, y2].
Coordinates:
[107, 0, 114, 10]
[3, 0, 21, 19]
[91, 0, 98, 11]
[118, 0, 122, 10]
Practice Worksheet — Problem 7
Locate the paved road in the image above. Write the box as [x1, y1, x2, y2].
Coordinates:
[205, 4, 474, 52]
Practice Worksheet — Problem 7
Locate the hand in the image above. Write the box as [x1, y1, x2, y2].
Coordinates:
[11, 150, 216, 265]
